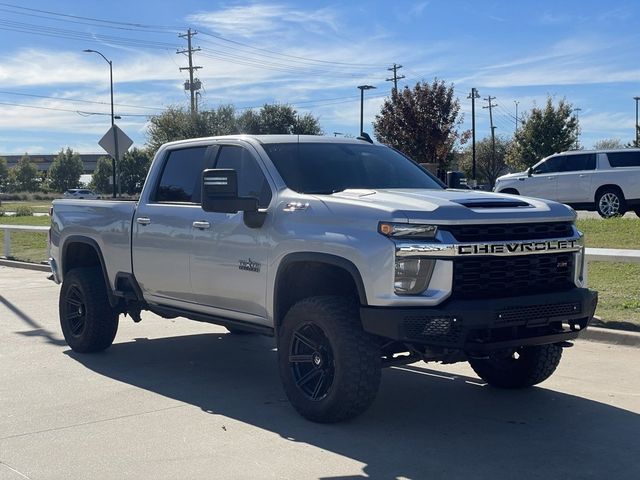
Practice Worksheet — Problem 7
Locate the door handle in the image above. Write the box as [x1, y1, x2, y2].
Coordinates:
[579, 174, 586, 178]
[547, 177, 554, 180]
[136, 217, 151, 226]
[192, 221, 211, 230]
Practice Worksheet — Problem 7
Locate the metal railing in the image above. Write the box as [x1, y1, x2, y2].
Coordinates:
[1, 224, 49, 258]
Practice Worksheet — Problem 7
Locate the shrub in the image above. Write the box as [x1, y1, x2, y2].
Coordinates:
[15, 205, 34, 216]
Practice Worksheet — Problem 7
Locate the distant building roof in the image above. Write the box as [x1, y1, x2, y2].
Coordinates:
[0, 154, 105, 173]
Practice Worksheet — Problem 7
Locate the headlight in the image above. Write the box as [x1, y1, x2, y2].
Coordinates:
[379, 222, 437, 239]
[394, 258, 436, 295]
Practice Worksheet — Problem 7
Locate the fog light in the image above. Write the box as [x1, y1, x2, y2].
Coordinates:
[394, 258, 436, 295]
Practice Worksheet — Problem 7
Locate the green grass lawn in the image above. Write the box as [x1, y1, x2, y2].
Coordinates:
[0, 215, 50, 263]
[1, 213, 639, 328]
[0, 200, 54, 214]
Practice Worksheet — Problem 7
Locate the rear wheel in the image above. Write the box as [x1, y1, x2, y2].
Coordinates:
[596, 188, 626, 218]
[278, 296, 381, 423]
[468, 344, 562, 388]
[59, 267, 119, 353]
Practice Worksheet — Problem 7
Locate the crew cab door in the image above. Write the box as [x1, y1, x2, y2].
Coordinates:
[189, 143, 274, 322]
[132, 145, 214, 303]
[520, 156, 561, 201]
[555, 153, 596, 204]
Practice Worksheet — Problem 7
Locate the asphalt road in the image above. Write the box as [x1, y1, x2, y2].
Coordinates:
[1, 267, 639, 480]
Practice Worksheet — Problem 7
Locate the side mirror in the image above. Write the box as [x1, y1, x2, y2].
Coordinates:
[201, 169, 258, 213]
[527, 167, 533, 177]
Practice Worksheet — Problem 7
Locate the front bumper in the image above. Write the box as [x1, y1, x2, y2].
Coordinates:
[361, 288, 598, 352]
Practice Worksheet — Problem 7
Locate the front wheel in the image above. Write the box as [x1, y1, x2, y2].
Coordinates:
[59, 267, 119, 353]
[278, 296, 381, 423]
[468, 344, 562, 388]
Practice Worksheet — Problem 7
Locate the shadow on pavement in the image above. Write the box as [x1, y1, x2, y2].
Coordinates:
[67, 333, 640, 480]
[0, 294, 66, 346]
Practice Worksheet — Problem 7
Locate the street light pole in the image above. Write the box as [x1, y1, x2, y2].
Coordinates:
[634, 97, 640, 146]
[84, 49, 118, 198]
[357, 85, 376, 135]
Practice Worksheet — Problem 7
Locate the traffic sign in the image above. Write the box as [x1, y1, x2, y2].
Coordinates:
[99, 125, 133, 160]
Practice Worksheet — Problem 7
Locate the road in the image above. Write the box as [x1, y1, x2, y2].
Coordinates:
[1, 267, 639, 480]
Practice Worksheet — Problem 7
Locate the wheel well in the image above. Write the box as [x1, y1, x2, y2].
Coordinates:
[500, 188, 519, 195]
[274, 261, 360, 327]
[62, 241, 101, 274]
[594, 184, 625, 202]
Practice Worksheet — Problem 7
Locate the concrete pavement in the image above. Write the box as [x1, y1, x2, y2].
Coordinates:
[1, 267, 639, 480]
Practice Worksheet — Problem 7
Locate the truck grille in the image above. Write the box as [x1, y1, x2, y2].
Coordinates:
[452, 253, 574, 300]
[443, 222, 573, 242]
[402, 315, 463, 344]
[496, 302, 581, 325]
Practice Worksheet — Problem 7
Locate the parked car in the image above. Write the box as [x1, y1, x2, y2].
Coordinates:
[63, 189, 100, 200]
[50, 135, 596, 422]
[494, 149, 640, 217]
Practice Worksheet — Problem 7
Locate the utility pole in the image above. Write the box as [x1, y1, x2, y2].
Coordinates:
[177, 29, 202, 115]
[467, 88, 480, 183]
[574, 107, 582, 149]
[386, 64, 405, 95]
[634, 97, 640, 146]
[514, 100, 520, 135]
[483, 95, 498, 171]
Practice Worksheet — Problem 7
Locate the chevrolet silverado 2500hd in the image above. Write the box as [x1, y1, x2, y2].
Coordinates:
[49, 135, 598, 422]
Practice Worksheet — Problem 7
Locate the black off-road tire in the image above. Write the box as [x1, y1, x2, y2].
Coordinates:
[596, 187, 626, 218]
[278, 296, 381, 423]
[59, 267, 119, 353]
[468, 344, 562, 389]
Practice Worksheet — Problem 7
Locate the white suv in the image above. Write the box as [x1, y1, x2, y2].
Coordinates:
[494, 149, 640, 217]
[63, 189, 100, 200]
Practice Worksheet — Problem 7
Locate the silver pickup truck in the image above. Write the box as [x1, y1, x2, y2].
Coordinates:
[49, 135, 597, 422]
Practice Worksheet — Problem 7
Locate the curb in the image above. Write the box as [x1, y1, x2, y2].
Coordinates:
[579, 326, 640, 348]
[0, 259, 51, 272]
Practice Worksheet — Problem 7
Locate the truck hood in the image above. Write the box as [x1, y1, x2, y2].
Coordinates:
[316, 188, 575, 224]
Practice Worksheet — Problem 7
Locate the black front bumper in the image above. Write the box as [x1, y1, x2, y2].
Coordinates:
[361, 288, 598, 353]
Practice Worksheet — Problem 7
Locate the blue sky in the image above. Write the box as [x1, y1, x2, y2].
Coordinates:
[0, 0, 638, 155]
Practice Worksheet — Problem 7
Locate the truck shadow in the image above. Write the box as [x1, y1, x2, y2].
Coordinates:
[66, 333, 639, 480]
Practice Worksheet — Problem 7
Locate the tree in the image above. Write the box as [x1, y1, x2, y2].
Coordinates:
[0, 157, 8, 192]
[458, 136, 511, 189]
[593, 138, 624, 149]
[237, 104, 322, 135]
[118, 148, 152, 195]
[13, 154, 39, 192]
[90, 156, 113, 194]
[507, 97, 579, 170]
[146, 103, 322, 154]
[48, 148, 84, 192]
[373, 79, 466, 166]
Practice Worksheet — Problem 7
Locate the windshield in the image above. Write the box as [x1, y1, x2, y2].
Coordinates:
[262, 142, 443, 194]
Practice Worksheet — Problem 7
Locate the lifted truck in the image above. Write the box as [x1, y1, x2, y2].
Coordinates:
[49, 135, 598, 422]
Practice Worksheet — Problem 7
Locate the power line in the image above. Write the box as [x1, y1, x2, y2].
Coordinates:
[0, 90, 164, 111]
[0, 101, 151, 117]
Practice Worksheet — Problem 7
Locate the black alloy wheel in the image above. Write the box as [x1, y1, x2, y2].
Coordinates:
[62, 284, 88, 337]
[289, 323, 335, 401]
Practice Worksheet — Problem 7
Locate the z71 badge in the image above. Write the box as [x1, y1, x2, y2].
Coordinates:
[239, 258, 261, 273]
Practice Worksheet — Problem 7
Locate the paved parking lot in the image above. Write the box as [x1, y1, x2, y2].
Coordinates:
[1, 267, 639, 480]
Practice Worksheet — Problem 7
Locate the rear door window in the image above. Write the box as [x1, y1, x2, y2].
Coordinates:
[560, 154, 596, 172]
[154, 146, 208, 203]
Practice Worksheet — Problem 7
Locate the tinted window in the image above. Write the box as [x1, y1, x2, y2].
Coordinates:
[215, 146, 272, 207]
[560, 154, 596, 172]
[608, 151, 640, 168]
[262, 143, 443, 193]
[155, 146, 208, 203]
[532, 156, 562, 174]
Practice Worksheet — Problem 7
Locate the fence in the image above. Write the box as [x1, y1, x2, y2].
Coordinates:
[1, 225, 49, 258]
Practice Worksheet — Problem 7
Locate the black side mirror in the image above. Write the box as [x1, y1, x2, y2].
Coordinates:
[201, 169, 258, 214]
[527, 167, 533, 177]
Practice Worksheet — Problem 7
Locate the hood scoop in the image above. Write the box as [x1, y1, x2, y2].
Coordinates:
[454, 198, 532, 209]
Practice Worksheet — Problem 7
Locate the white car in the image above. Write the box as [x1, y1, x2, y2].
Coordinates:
[63, 189, 101, 200]
[494, 149, 640, 217]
